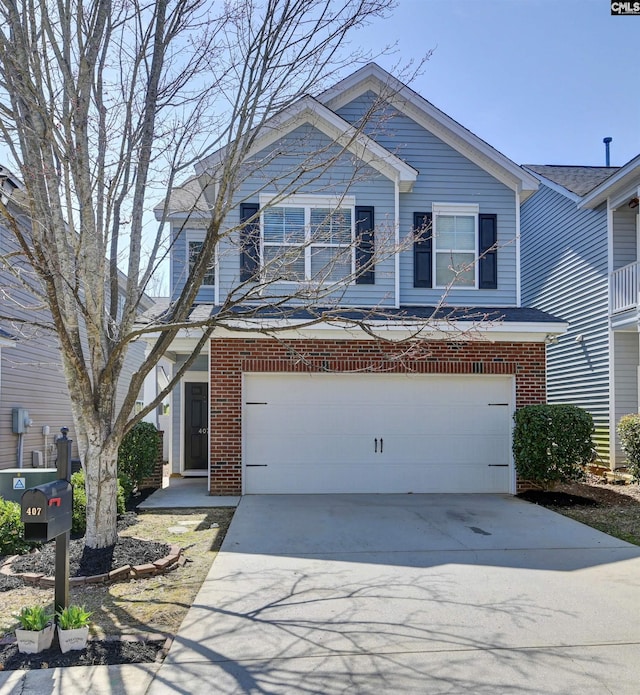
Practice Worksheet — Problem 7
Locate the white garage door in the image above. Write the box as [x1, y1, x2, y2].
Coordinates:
[243, 373, 514, 494]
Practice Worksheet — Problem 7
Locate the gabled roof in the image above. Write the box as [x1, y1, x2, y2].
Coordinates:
[524, 165, 619, 197]
[195, 94, 418, 193]
[578, 153, 640, 209]
[318, 63, 539, 201]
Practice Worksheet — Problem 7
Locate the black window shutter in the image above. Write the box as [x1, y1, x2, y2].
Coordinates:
[413, 212, 432, 288]
[355, 206, 375, 285]
[240, 203, 260, 282]
[478, 213, 497, 289]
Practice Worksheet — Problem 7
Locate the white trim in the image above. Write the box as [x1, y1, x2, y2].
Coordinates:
[179, 371, 209, 476]
[207, 319, 567, 343]
[394, 175, 400, 308]
[318, 64, 539, 201]
[185, 229, 217, 297]
[197, 96, 418, 193]
[260, 200, 355, 284]
[579, 154, 640, 209]
[432, 203, 479, 290]
[609, 327, 616, 469]
[259, 193, 355, 207]
[515, 189, 522, 307]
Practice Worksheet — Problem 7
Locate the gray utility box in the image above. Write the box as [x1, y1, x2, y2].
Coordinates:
[21, 479, 73, 542]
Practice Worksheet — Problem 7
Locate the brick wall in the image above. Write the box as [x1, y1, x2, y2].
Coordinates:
[208, 338, 546, 495]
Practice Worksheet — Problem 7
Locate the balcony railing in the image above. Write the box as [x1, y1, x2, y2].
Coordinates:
[611, 262, 640, 314]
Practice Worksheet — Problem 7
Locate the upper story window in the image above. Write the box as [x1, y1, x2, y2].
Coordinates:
[187, 231, 215, 286]
[260, 195, 355, 283]
[433, 203, 478, 288]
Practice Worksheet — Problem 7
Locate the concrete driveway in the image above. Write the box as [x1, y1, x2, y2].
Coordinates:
[148, 494, 640, 694]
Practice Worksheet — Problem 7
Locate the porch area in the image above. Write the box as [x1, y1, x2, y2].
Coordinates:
[612, 261, 640, 314]
[138, 477, 238, 509]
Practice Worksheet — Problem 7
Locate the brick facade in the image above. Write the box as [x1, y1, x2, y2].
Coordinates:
[208, 337, 546, 495]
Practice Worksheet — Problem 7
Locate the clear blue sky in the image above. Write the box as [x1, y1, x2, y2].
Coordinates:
[354, 0, 639, 167]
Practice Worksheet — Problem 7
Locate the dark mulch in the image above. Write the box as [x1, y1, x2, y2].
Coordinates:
[518, 490, 600, 507]
[10, 537, 170, 578]
[0, 638, 165, 671]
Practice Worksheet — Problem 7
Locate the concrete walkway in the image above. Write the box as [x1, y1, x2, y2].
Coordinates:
[138, 478, 239, 509]
[147, 494, 640, 695]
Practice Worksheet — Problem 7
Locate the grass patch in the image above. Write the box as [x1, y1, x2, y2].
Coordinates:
[552, 506, 640, 546]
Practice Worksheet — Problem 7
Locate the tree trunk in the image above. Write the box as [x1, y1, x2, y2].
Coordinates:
[81, 434, 120, 549]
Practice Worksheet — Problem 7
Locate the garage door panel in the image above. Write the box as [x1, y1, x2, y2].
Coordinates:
[243, 373, 513, 494]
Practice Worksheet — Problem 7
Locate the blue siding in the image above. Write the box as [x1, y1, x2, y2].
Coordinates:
[170, 224, 215, 303]
[338, 92, 519, 306]
[614, 332, 639, 461]
[521, 183, 610, 457]
[613, 206, 637, 271]
[170, 94, 523, 311]
[216, 124, 396, 307]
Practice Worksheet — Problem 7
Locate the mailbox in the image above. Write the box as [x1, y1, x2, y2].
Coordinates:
[21, 479, 73, 542]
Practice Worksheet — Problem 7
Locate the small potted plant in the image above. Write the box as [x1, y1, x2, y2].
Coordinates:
[56, 605, 93, 653]
[14, 605, 55, 654]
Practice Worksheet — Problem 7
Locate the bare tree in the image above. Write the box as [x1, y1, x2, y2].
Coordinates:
[0, 0, 409, 548]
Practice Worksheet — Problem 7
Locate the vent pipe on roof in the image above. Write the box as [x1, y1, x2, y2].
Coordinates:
[603, 137, 612, 167]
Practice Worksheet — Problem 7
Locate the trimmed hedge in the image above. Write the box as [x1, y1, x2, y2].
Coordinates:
[118, 422, 160, 498]
[513, 404, 594, 488]
[617, 414, 640, 481]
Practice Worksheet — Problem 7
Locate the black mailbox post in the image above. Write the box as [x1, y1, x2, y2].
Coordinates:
[21, 479, 73, 542]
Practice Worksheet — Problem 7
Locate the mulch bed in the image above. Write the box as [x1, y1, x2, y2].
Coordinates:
[0, 637, 167, 671]
[9, 537, 171, 578]
[517, 490, 600, 507]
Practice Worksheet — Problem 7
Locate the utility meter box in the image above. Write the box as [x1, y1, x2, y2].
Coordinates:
[21, 479, 73, 542]
[12, 408, 31, 434]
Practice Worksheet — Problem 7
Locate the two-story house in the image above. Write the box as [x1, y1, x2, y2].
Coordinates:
[522, 156, 640, 469]
[159, 63, 565, 497]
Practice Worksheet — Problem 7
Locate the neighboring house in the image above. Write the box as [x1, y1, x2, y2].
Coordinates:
[522, 157, 640, 469]
[158, 63, 565, 496]
[0, 167, 151, 470]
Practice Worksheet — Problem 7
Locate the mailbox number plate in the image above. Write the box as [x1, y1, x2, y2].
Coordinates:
[24, 506, 43, 517]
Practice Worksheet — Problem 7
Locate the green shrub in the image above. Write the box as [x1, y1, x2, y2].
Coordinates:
[513, 404, 594, 488]
[70, 470, 125, 535]
[617, 414, 640, 481]
[118, 422, 160, 498]
[0, 498, 39, 556]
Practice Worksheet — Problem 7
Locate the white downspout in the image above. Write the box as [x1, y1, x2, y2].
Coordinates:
[395, 175, 400, 308]
[515, 188, 521, 307]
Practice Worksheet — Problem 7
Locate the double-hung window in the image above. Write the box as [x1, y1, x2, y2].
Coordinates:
[260, 195, 354, 283]
[433, 203, 478, 288]
[187, 231, 215, 286]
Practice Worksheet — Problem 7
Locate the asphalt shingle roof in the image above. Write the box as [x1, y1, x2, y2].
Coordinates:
[524, 165, 619, 197]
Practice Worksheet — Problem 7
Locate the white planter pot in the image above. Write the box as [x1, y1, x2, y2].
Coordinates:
[15, 622, 55, 654]
[58, 625, 89, 653]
